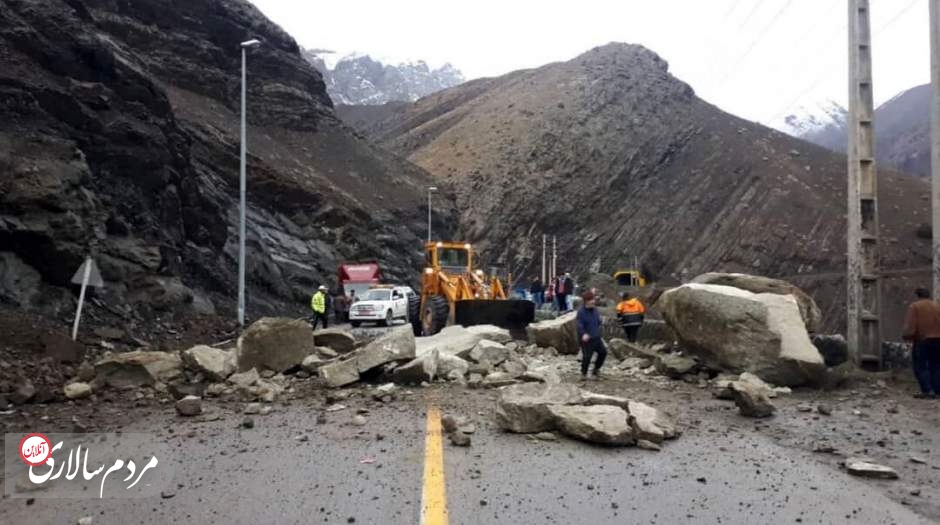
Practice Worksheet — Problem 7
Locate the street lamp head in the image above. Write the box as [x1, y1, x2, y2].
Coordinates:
[428, 186, 438, 192]
[241, 39, 261, 48]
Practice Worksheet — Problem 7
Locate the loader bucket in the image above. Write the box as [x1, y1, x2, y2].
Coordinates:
[454, 299, 535, 330]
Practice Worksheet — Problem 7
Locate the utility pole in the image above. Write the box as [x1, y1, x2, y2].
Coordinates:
[238, 38, 261, 328]
[846, 0, 882, 367]
[427, 186, 438, 242]
[931, 0, 940, 299]
[541, 234, 547, 283]
[552, 236, 557, 279]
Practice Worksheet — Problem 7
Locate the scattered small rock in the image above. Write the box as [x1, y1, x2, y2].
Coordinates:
[845, 458, 899, 479]
[441, 414, 458, 434]
[241, 417, 255, 429]
[449, 432, 471, 447]
[352, 415, 368, 426]
[64, 382, 93, 400]
[817, 404, 832, 416]
[637, 439, 661, 451]
[175, 395, 202, 416]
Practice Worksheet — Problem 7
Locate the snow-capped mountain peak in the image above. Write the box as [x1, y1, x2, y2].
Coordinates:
[303, 49, 465, 106]
[779, 99, 847, 136]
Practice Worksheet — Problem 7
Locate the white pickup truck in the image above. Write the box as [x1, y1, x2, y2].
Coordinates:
[349, 286, 417, 327]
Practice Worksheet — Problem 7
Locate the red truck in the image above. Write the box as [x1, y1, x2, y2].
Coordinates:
[337, 262, 382, 300]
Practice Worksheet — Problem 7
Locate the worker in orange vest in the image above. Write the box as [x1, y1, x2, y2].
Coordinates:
[616, 291, 646, 342]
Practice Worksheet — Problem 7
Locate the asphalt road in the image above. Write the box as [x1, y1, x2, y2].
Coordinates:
[1, 384, 934, 525]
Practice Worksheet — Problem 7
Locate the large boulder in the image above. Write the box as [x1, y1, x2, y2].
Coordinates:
[465, 325, 513, 344]
[318, 358, 359, 388]
[95, 351, 183, 388]
[236, 317, 315, 372]
[547, 405, 635, 445]
[182, 345, 236, 381]
[690, 273, 822, 333]
[352, 324, 416, 372]
[627, 401, 678, 443]
[318, 325, 416, 387]
[469, 340, 510, 365]
[495, 383, 584, 433]
[393, 350, 439, 384]
[657, 284, 825, 386]
[526, 312, 578, 355]
[437, 353, 470, 379]
[416, 325, 485, 358]
[655, 354, 699, 378]
[730, 380, 776, 417]
[608, 339, 660, 361]
[313, 329, 357, 353]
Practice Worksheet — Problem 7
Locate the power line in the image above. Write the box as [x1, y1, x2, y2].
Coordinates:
[702, 1, 767, 89]
[716, 0, 797, 87]
[764, 0, 923, 125]
[720, 0, 743, 25]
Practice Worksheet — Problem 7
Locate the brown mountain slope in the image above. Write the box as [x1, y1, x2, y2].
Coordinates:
[351, 43, 932, 338]
[0, 0, 450, 325]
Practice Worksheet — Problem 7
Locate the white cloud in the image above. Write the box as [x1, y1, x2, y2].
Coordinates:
[250, 0, 930, 127]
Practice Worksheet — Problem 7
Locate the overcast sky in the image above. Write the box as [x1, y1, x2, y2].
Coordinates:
[249, 0, 930, 128]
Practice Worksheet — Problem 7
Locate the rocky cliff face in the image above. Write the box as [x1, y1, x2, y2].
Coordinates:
[789, 85, 931, 179]
[351, 43, 932, 337]
[0, 0, 451, 325]
[303, 50, 465, 106]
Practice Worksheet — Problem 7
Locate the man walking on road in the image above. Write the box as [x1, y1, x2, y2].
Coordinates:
[616, 291, 646, 342]
[310, 285, 329, 330]
[902, 287, 940, 398]
[577, 291, 606, 380]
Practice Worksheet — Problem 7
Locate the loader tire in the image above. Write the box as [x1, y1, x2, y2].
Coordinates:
[422, 295, 449, 336]
[408, 294, 422, 336]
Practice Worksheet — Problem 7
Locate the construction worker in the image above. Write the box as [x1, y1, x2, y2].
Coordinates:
[577, 290, 606, 380]
[310, 285, 329, 330]
[616, 291, 646, 343]
[902, 287, 940, 398]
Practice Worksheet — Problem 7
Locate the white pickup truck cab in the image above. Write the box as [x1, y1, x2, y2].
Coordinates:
[349, 286, 416, 327]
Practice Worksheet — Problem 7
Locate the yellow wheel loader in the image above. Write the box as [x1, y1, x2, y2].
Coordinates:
[413, 241, 535, 336]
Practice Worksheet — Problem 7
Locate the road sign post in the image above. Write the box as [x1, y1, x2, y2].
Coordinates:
[70, 257, 104, 341]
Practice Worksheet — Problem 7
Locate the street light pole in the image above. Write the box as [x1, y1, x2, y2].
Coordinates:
[238, 38, 260, 328]
[427, 186, 438, 242]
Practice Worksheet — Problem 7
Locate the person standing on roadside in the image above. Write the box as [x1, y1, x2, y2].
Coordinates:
[902, 287, 940, 398]
[334, 290, 349, 323]
[616, 291, 646, 342]
[530, 277, 544, 309]
[310, 285, 329, 330]
[577, 291, 606, 380]
[563, 272, 575, 311]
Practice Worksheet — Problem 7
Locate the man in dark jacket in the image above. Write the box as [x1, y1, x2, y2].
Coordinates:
[529, 278, 544, 309]
[577, 291, 606, 380]
[902, 287, 940, 398]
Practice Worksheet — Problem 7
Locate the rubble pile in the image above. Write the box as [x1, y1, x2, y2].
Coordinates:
[494, 383, 678, 447]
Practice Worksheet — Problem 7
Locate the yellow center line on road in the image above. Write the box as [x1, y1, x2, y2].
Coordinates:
[420, 405, 449, 525]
